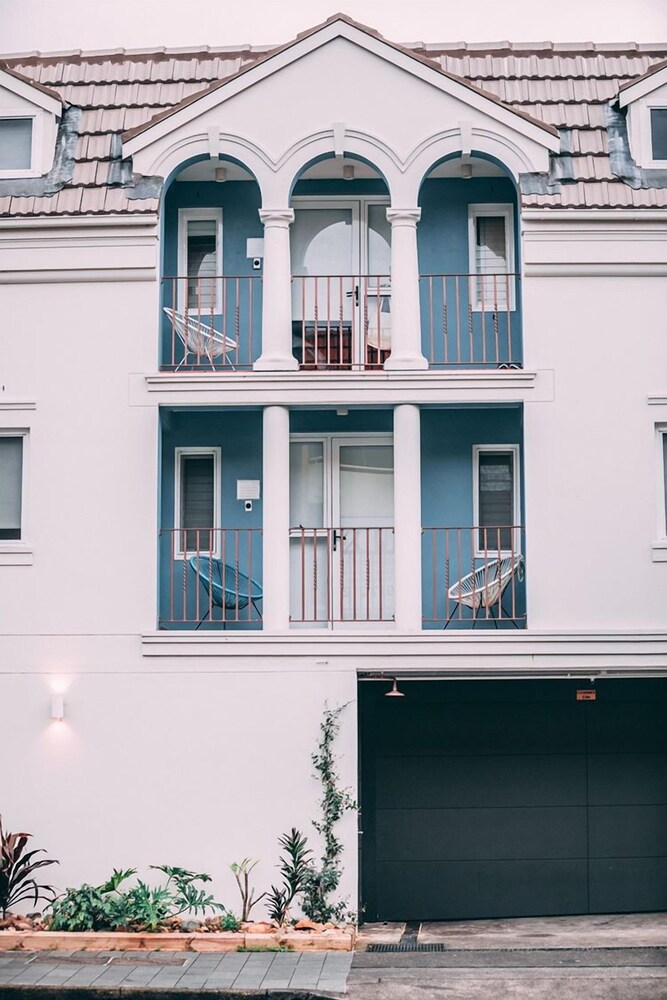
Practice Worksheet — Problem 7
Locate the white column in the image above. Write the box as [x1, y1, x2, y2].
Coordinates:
[393, 403, 423, 631]
[384, 208, 428, 371]
[262, 405, 291, 631]
[254, 209, 298, 371]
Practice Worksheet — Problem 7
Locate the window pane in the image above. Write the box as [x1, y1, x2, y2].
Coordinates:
[181, 454, 215, 550]
[478, 451, 514, 550]
[367, 204, 391, 276]
[290, 441, 324, 527]
[0, 119, 32, 170]
[186, 219, 218, 311]
[475, 215, 509, 308]
[651, 109, 667, 161]
[0, 437, 23, 540]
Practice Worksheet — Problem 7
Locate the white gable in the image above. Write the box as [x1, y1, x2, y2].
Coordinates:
[124, 19, 558, 205]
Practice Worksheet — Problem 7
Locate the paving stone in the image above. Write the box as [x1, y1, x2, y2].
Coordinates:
[119, 964, 163, 986]
[260, 952, 300, 988]
[84, 963, 133, 987]
[232, 952, 277, 989]
[32, 966, 86, 986]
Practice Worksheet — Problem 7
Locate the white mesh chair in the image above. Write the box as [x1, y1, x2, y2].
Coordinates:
[163, 307, 237, 370]
[445, 553, 524, 628]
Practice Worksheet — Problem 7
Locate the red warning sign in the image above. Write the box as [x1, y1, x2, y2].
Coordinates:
[576, 690, 597, 701]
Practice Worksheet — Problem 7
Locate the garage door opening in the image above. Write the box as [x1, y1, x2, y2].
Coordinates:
[359, 678, 667, 922]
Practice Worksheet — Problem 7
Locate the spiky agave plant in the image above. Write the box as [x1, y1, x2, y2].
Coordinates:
[0, 816, 59, 919]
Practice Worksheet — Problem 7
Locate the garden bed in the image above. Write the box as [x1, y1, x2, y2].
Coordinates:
[0, 927, 356, 953]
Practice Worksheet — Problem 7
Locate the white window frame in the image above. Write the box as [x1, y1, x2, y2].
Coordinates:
[653, 426, 667, 562]
[646, 104, 667, 167]
[472, 443, 521, 557]
[0, 111, 40, 179]
[468, 203, 516, 312]
[0, 429, 29, 557]
[177, 207, 223, 313]
[173, 446, 221, 560]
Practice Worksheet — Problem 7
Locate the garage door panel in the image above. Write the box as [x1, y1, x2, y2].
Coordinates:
[376, 807, 588, 861]
[589, 804, 667, 857]
[376, 860, 589, 921]
[588, 704, 667, 753]
[588, 753, 667, 805]
[375, 703, 585, 756]
[361, 680, 667, 922]
[375, 754, 587, 809]
[589, 858, 667, 913]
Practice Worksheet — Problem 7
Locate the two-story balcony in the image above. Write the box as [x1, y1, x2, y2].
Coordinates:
[158, 405, 526, 632]
[159, 155, 522, 372]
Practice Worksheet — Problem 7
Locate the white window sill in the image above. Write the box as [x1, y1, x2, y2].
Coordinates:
[0, 543, 33, 566]
[651, 541, 667, 562]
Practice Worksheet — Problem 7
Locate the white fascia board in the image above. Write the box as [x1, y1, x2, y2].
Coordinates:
[618, 63, 667, 108]
[0, 67, 62, 116]
[123, 20, 560, 158]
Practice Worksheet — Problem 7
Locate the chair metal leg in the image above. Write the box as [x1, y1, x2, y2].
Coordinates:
[487, 604, 499, 629]
[443, 604, 460, 630]
[195, 608, 211, 630]
[251, 598, 262, 620]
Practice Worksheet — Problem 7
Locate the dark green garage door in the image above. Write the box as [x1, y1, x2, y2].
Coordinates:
[360, 679, 667, 921]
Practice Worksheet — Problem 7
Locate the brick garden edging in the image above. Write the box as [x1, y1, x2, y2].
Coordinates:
[0, 930, 356, 953]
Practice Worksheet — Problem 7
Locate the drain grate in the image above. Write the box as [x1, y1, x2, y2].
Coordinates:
[367, 942, 446, 953]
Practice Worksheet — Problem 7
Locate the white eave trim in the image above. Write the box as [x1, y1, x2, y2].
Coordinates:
[618, 63, 667, 108]
[0, 67, 62, 117]
[122, 20, 560, 158]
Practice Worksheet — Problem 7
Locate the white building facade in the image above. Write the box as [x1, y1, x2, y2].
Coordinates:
[1, 17, 667, 921]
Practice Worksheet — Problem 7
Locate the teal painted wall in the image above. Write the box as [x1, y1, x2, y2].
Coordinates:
[159, 406, 524, 630]
[161, 176, 522, 368]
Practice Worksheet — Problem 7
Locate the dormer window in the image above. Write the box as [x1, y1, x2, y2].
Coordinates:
[650, 108, 667, 161]
[0, 117, 33, 171]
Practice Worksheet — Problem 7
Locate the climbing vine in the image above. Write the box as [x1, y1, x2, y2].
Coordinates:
[301, 703, 357, 924]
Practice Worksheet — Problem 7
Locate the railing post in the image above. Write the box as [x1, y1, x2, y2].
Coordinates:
[393, 403, 423, 630]
[254, 209, 298, 371]
[384, 209, 428, 371]
[262, 405, 291, 630]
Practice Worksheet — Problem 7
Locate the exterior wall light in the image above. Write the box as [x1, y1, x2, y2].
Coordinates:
[460, 162, 473, 179]
[385, 678, 405, 698]
[214, 166, 227, 182]
[343, 163, 355, 181]
[50, 693, 65, 721]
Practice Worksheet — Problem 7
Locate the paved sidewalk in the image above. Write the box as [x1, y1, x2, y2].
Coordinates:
[0, 950, 353, 996]
[350, 914, 667, 999]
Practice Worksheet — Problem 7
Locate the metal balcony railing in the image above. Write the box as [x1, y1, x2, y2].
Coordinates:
[422, 525, 526, 628]
[291, 275, 391, 371]
[290, 526, 395, 624]
[160, 276, 262, 370]
[420, 273, 521, 368]
[159, 528, 262, 628]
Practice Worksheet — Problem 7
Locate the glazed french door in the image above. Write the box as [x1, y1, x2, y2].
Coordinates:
[289, 435, 395, 627]
[291, 199, 391, 367]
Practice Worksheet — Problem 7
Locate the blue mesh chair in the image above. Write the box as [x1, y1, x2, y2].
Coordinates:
[188, 555, 262, 628]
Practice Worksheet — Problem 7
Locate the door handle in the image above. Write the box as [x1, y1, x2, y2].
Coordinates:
[345, 286, 360, 305]
[332, 530, 347, 551]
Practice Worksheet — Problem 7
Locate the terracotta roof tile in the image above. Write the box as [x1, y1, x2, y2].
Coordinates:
[1, 24, 666, 216]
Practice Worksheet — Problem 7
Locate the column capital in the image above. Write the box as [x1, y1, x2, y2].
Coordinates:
[386, 208, 421, 227]
[259, 208, 295, 228]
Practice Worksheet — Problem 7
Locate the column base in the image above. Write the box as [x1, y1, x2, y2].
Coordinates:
[384, 353, 429, 372]
[253, 353, 299, 372]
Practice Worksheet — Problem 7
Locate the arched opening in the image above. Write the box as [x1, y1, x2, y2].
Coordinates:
[417, 152, 522, 369]
[288, 153, 391, 371]
[160, 155, 263, 370]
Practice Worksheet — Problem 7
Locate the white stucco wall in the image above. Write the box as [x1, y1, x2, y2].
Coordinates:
[522, 214, 667, 630]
